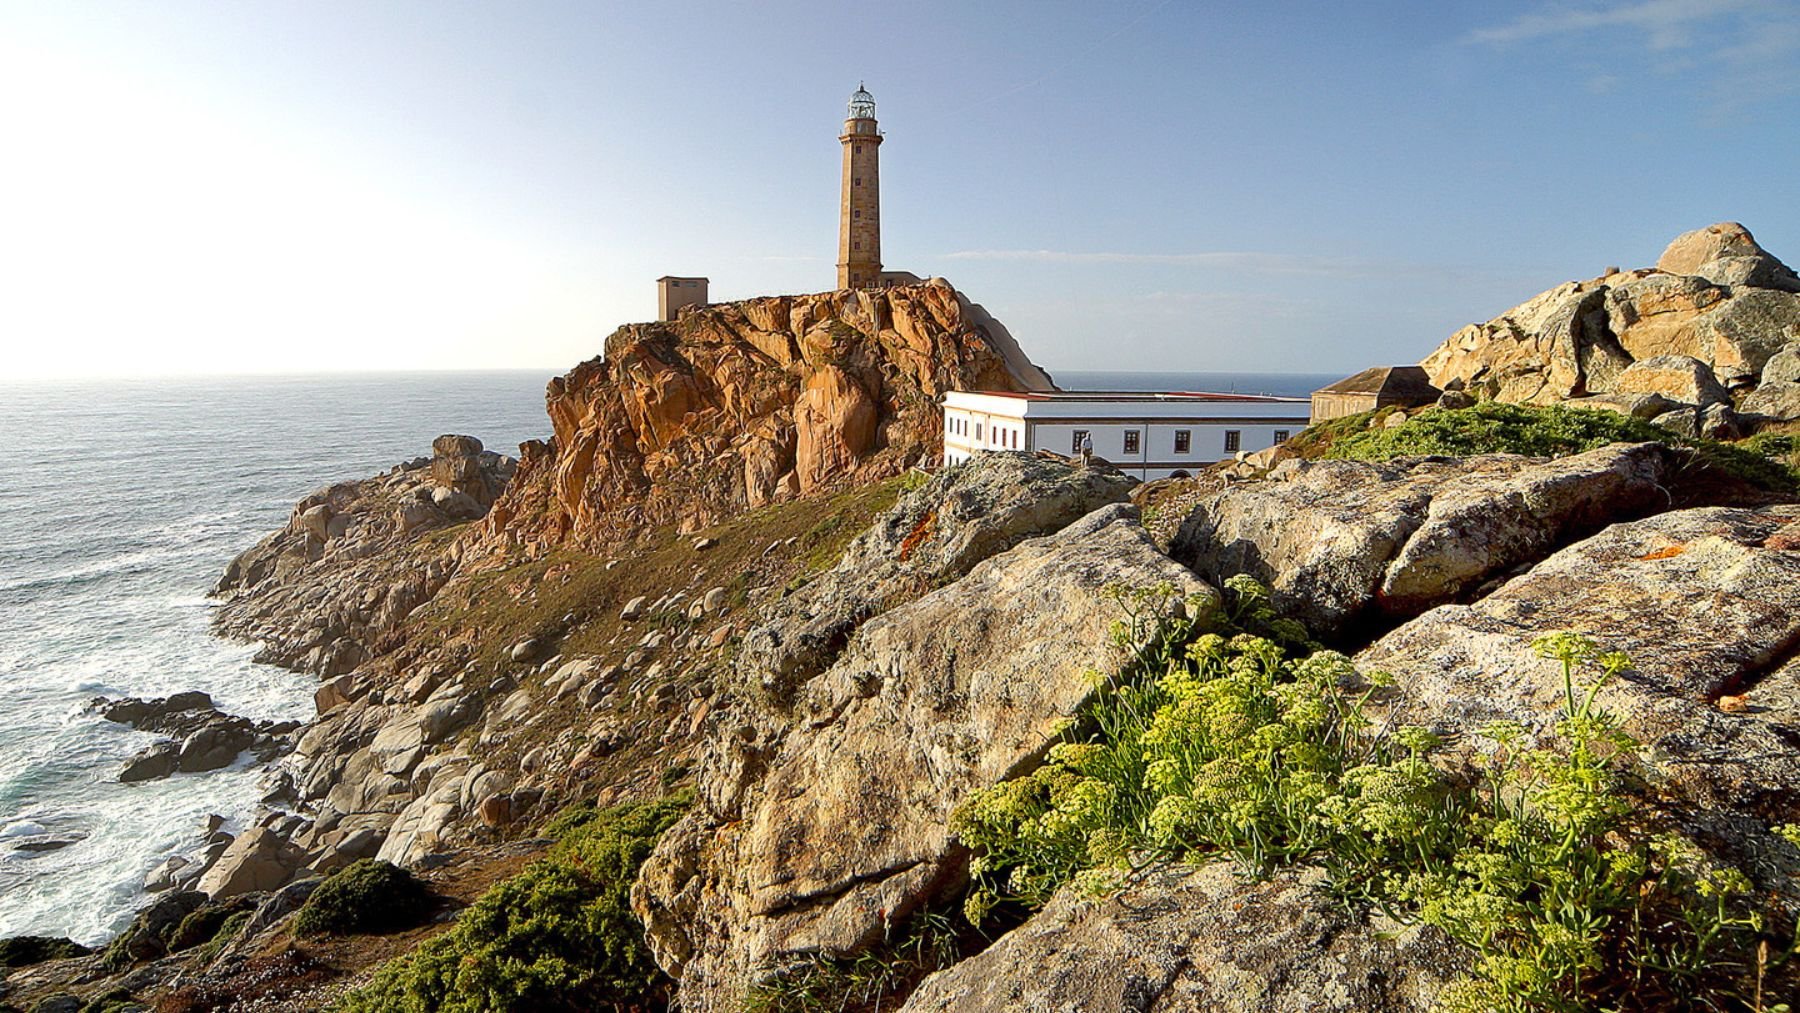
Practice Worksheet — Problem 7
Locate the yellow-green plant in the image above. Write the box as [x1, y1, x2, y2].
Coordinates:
[951, 583, 1795, 1011]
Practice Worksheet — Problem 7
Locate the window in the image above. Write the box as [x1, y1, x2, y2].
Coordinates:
[1012, 429, 1019, 449]
[1273, 430, 1290, 444]
[853, 241, 861, 250]
[1124, 430, 1141, 454]
[854, 177, 862, 186]
[1224, 430, 1241, 453]
[853, 210, 861, 219]
[1071, 429, 1089, 453]
[1174, 430, 1191, 454]
[975, 422, 983, 442]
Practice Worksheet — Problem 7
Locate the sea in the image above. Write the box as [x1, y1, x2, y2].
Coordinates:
[0, 367, 1328, 946]
[0, 371, 553, 944]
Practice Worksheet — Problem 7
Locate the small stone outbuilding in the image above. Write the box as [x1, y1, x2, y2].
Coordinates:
[1310, 366, 1441, 422]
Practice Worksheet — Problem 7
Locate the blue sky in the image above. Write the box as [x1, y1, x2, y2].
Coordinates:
[3, 1, 1797, 379]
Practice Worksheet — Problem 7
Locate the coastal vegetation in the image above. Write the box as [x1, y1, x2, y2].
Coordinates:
[948, 579, 1797, 1011]
[1319, 401, 1798, 493]
[294, 859, 432, 936]
[334, 792, 690, 1013]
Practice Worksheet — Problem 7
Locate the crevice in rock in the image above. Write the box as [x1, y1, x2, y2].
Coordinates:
[1710, 626, 1800, 703]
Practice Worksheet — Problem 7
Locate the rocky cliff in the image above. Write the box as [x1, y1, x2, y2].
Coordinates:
[1421, 222, 1800, 434]
[18, 259, 1800, 1012]
[483, 280, 1053, 553]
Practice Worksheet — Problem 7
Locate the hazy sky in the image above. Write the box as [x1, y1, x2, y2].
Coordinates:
[3, 1, 1798, 380]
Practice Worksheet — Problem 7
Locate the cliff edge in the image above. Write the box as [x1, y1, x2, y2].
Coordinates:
[484, 279, 1054, 553]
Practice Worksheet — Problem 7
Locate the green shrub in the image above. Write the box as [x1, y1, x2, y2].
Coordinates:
[295, 859, 432, 937]
[334, 792, 691, 1013]
[0, 935, 90, 967]
[952, 582, 1795, 1011]
[191, 910, 251, 964]
[1316, 402, 1798, 494]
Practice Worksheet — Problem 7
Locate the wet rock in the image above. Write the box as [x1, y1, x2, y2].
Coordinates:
[118, 742, 180, 783]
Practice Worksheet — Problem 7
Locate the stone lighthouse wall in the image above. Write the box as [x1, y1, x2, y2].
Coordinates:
[837, 117, 882, 289]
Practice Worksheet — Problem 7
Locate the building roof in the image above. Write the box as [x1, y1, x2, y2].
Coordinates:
[962, 390, 1305, 404]
[656, 276, 709, 283]
[1313, 366, 1439, 400]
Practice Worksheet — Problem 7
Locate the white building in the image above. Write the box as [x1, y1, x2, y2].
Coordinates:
[942, 390, 1312, 481]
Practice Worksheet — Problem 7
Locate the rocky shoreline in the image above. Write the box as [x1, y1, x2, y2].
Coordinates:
[6, 252, 1800, 1010]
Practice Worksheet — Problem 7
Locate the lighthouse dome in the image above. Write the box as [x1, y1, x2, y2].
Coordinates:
[847, 84, 876, 119]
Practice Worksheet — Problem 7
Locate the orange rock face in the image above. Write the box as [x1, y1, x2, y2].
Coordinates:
[482, 280, 1051, 553]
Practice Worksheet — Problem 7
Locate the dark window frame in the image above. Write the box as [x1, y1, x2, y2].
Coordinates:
[1224, 430, 1241, 453]
[1124, 430, 1141, 455]
[1174, 429, 1191, 454]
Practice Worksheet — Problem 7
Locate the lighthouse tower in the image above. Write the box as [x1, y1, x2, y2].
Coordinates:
[837, 84, 882, 290]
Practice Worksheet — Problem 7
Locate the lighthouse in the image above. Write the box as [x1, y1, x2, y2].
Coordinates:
[837, 84, 882, 290]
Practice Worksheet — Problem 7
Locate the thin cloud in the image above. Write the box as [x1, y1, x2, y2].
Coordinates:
[1466, 0, 1758, 50]
[1465, 1, 1800, 109]
[939, 248, 1387, 278]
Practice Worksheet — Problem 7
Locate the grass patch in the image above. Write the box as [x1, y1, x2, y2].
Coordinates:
[952, 579, 1798, 1011]
[741, 909, 973, 1013]
[405, 476, 908, 675]
[295, 860, 433, 937]
[334, 792, 691, 1013]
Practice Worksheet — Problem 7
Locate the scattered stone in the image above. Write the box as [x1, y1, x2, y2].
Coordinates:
[692, 537, 717, 551]
[314, 672, 364, 714]
[509, 638, 539, 663]
[701, 586, 727, 614]
[477, 793, 513, 828]
[143, 856, 190, 893]
[621, 595, 648, 621]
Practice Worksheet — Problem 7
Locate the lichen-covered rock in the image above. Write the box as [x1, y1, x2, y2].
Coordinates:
[213, 438, 515, 674]
[1358, 505, 1800, 909]
[1744, 380, 1800, 421]
[900, 865, 1463, 1013]
[1170, 443, 1680, 639]
[1611, 354, 1730, 406]
[738, 453, 1137, 702]
[482, 281, 1053, 553]
[1657, 221, 1800, 293]
[1764, 342, 1800, 385]
[633, 504, 1213, 1009]
[1422, 224, 1800, 401]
